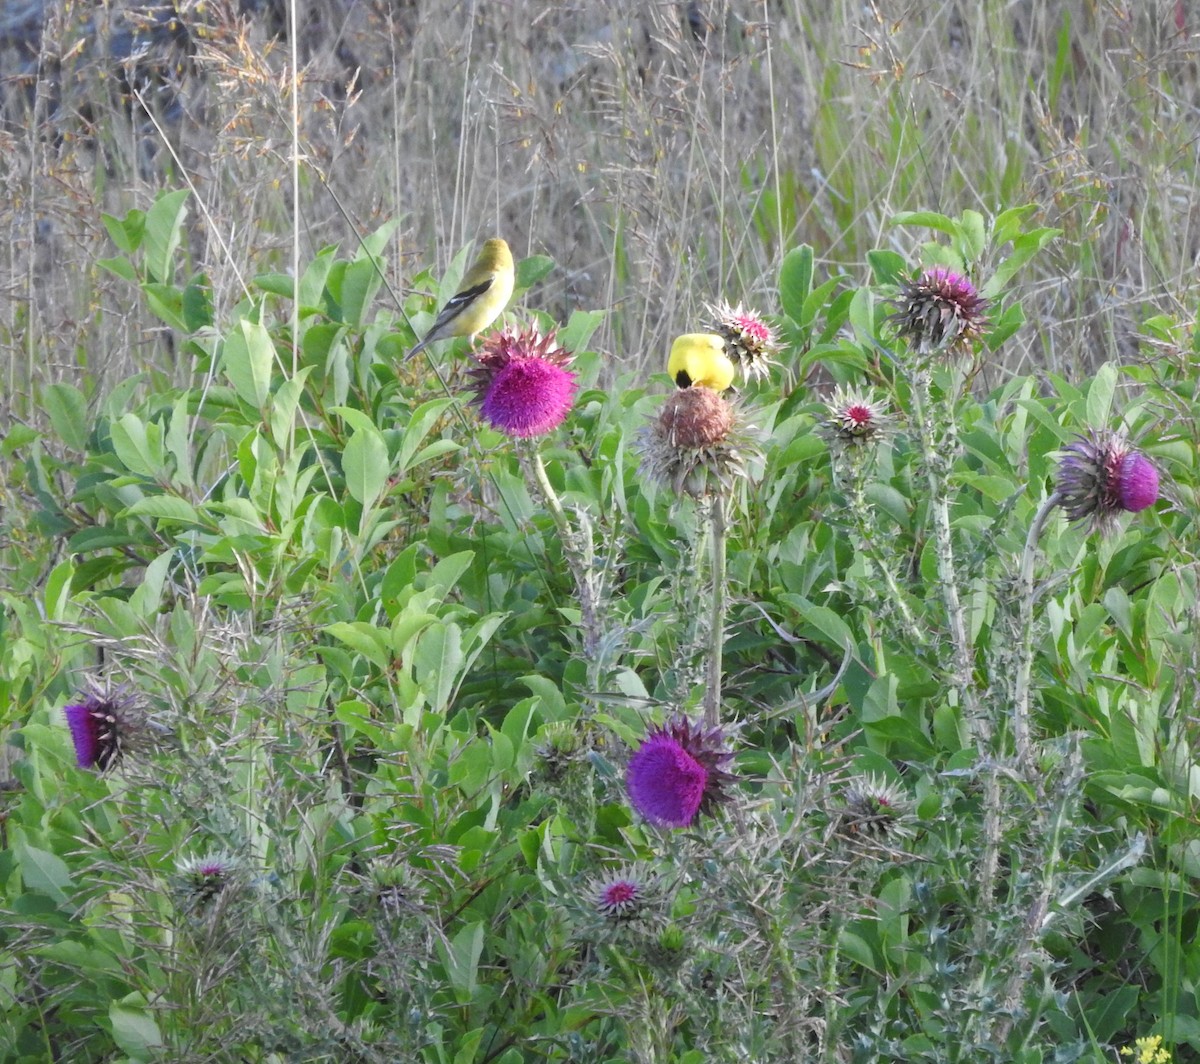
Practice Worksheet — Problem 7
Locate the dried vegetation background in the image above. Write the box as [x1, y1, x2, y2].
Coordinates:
[2, 0, 1199, 409]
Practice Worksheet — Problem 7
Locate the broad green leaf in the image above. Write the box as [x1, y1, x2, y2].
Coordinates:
[425, 550, 475, 597]
[779, 244, 813, 322]
[441, 920, 485, 1000]
[44, 559, 75, 621]
[847, 286, 874, 345]
[109, 999, 164, 1057]
[889, 210, 957, 236]
[342, 424, 390, 508]
[121, 496, 203, 524]
[101, 209, 144, 254]
[268, 367, 313, 448]
[110, 413, 164, 478]
[143, 188, 189, 284]
[42, 382, 90, 451]
[16, 842, 72, 905]
[958, 209, 986, 262]
[130, 550, 174, 617]
[1085, 361, 1118, 428]
[396, 398, 456, 476]
[223, 319, 277, 409]
[516, 253, 555, 290]
[415, 622, 464, 714]
[323, 621, 391, 671]
[866, 248, 906, 287]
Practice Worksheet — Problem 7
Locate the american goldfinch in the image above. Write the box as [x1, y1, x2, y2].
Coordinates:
[667, 332, 735, 392]
[406, 238, 515, 360]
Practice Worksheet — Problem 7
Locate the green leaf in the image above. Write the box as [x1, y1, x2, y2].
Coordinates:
[396, 398, 456, 477]
[981, 227, 1060, 298]
[101, 209, 144, 254]
[958, 209, 986, 262]
[866, 249, 906, 287]
[779, 244, 814, 322]
[441, 920, 485, 1000]
[110, 413, 164, 478]
[343, 424, 390, 509]
[425, 551, 475, 597]
[97, 256, 139, 283]
[130, 550, 174, 617]
[415, 622, 464, 713]
[16, 842, 72, 905]
[109, 998, 164, 1058]
[268, 367, 313, 448]
[847, 286, 874, 345]
[42, 382, 90, 451]
[121, 496, 203, 525]
[1085, 362, 1118, 428]
[143, 188, 189, 284]
[516, 254, 555, 290]
[889, 210, 957, 236]
[323, 621, 391, 671]
[223, 319, 277, 410]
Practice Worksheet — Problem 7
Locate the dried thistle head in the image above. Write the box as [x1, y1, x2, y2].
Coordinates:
[636, 387, 761, 497]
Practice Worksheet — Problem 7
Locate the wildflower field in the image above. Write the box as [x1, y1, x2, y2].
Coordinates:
[4, 2, 1200, 1061]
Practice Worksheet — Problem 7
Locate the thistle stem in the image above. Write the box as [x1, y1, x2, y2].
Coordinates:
[1011, 492, 1063, 767]
[909, 373, 986, 741]
[525, 445, 601, 661]
[703, 491, 729, 728]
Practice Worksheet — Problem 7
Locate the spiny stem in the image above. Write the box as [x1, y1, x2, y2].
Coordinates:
[1011, 492, 1063, 766]
[703, 491, 729, 728]
[525, 445, 601, 661]
[909, 373, 985, 741]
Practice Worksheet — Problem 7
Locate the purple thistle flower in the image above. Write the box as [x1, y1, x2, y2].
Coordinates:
[1056, 429, 1160, 531]
[625, 716, 738, 828]
[892, 266, 989, 353]
[63, 696, 126, 770]
[468, 326, 577, 438]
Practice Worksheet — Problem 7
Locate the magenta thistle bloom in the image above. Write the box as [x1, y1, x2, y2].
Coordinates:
[626, 716, 738, 828]
[468, 326, 577, 438]
[892, 266, 988, 353]
[63, 695, 128, 770]
[705, 300, 779, 381]
[1056, 429, 1160, 531]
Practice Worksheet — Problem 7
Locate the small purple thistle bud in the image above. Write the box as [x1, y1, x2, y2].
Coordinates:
[625, 716, 738, 828]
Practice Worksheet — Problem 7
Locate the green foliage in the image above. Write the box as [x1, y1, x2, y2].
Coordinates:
[2, 195, 1198, 1063]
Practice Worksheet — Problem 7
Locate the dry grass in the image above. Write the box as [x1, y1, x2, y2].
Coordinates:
[2, 0, 1200, 416]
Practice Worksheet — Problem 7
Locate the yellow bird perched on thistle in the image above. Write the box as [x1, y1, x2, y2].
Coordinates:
[667, 332, 735, 392]
[406, 238, 515, 360]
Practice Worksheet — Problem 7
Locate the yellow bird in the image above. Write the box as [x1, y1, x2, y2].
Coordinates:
[406, 238, 515, 360]
[667, 333, 735, 392]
